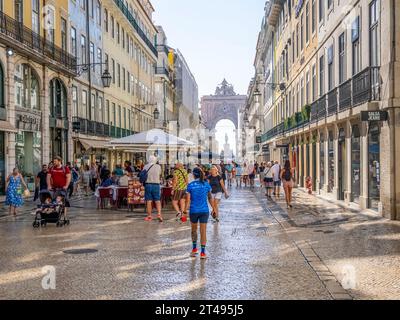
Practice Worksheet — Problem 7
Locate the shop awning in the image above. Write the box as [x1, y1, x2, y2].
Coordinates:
[106, 129, 196, 151]
[79, 138, 110, 150]
[0, 120, 18, 133]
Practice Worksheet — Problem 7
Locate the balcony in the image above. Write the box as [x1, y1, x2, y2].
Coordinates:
[113, 0, 158, 57]
[157, 44, 170, 56]
[0, 11, 77, 75]
[339, 79, 352, 111]
[267, 0, 284, 27]
[155, 67, 169, 77]
[327, 88, 338, 116]
[353, 67, 381, 106]
[310, 101, 318, 123]
[317, 95, 327, 120]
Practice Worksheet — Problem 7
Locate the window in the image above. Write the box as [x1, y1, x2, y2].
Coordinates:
[117, 64, 121, 87]
[81, 35, 86, 64]
[292, 31, 295, 63]
[112, 103, 116, 126]
[97, 48, 102, 74]
[111, 59, 115, 84]
[122, 28, 125, 49]
[72, 86, 78, 117]
[312, 65, 317, 101]
[328, 45, 334, 90]
[122, 67, 126, 91]
[127, 72, 130, 93]
[45, 6, 55, 43]
[300, 13, 304, 51]
[306, 2, 310, 43]
[352, 16, 360, 75]
[80, 0, 86, 10]
[111, 15, 114, 38]
[319, 55, 325, 95]
[98, 96, 103, 123]
[319, 0, 324, 23]
[32, 0, 40, 34]
[82, 90, 87, 118]
[118, 105, 121, 127]
[328, 0, 332, 9]
[306, 71, 310, 104]
[90, 42, 95, 70]
[71, 27, 77, 57]
[104, 8, 108, 32]
[339, 33, 346, 83]
[312, 0, 316, 33]
[105, 100, 110, 125]
[96, 0, 101, 25]
[105, 53, 109, 70]
[370, 0, 380, 67]
[116, 23, 120, 44]
[50, 78, 67, 118]
[296, 23, 299, 58]
[91, 93, 95, 120]
[301, 78, 304, 107]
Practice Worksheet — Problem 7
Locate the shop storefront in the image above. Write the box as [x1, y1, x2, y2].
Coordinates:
[49, 78, 68, 160]
[351, 125, 361, 203]
[320, 133, 325, 191]
[0, 132, 5, 195]
[328, 130, 335, 193]
[368, 123, 381, 211]
[338, 128, 346, 200]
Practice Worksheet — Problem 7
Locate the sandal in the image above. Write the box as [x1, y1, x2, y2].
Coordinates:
[211, 211, 216, 219]
[144, 216, 153, 221]
[157, 215, 163, 222]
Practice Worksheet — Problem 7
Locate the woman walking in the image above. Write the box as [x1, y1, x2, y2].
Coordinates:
[280, 160, 295, 209]
[5, 168, 28, 216]
[81, 165, 91, 196]
[263, 162, 274, 198]
[208, 166, 228, 223]
[172, 162, 189, 222]
[185, 167, 212, 259]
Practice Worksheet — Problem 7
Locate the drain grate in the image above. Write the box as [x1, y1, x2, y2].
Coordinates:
[63, 249, 98, 255]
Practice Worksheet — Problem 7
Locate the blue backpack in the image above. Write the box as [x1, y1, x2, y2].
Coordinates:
[139, 165, 154, 185]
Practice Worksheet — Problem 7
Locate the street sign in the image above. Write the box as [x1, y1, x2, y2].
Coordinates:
[361, 111, 388, 122]
[276, 144, 289, 148]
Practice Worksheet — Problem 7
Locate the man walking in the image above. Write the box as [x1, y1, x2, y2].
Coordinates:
[143, 156, 163, 222]
[271, 161, 282, 197]
[47, 156, 71, 216]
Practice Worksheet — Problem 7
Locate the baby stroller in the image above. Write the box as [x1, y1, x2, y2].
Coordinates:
[32, 189, 70, 228]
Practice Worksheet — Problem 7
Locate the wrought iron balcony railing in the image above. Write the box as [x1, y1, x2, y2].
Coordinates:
[310, 101, 318, 123]
[155, 67, 169, 76]
[339, 79, 352, 111]
[353, 66, 381, 106]
[157, 44, 170, 56]
[0, 11, 77, 73]
[317, 95, 327, 120]
[327, 88, 338, 116]
[113, 0, 158, 57]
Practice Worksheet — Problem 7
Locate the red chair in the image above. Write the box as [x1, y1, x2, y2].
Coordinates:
[161, 187, 173, 208]
[116, 188, 128, 209]
[98, 188, 112, 209]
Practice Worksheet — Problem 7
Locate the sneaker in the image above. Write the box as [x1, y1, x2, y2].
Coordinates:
[214, 217, 220, 223]
[191, 249, 199, 257]
[144, 216, 152, 221]
[181, 215, 188, 223]
[200, 252, 207, 259]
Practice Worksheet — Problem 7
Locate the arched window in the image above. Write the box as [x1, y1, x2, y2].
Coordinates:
[0, 62, 4, 120]
[50, 78, 67, 118]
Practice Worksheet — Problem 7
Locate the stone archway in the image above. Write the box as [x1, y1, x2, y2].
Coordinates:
[200, 79, 247, 131]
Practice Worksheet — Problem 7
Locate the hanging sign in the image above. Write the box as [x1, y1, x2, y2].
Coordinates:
[361, 111, 388, 122]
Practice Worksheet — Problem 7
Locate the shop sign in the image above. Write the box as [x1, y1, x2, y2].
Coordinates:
[361, 111, 388, 122]
[16, 113, 41, 131]
[256, 136, 262, 144]
[262, 145, 270, 153]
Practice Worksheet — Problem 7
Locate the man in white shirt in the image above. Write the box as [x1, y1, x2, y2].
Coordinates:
[271, 161, 281, 197]
[143, 156, 163, 222]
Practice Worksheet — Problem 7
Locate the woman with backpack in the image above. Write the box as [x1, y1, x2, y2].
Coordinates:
[263, 162, 274, 198]
[280, 160, 295, 209]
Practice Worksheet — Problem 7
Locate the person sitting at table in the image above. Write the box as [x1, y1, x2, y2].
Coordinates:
[118, 171, 130, 187]
[100, 170, 114, 188]
[114, 165, 124, 177]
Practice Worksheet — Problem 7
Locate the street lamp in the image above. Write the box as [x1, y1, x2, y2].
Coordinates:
[101, 69, 112, 88]
[153, 108, 160, 120]
[254, 88, 262, 104]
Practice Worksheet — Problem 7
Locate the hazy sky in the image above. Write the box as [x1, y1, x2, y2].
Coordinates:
[152, 0, 266, 98]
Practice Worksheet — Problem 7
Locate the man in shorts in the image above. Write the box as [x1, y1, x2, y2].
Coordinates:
[172, 162, 189, 222]
[47, 156, 71, 217]
[271, 161, 282, 197]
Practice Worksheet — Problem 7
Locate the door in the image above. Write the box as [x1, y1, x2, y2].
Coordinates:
[338, 128, 346, 200]
[312, 141, 317, 191]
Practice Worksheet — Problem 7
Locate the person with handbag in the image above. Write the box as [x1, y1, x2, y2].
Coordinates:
[172, 162, 189, 222]
[142, 155, 163, 222]
[263, 162, 274, 198]
[207, 165, 229, 223]
[280, 160, 296, 209]
[5, 168, 29, 216]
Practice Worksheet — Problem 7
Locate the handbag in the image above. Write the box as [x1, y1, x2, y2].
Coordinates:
[23, 189, 31, 198]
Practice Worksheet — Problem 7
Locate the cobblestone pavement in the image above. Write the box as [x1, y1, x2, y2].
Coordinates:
[0, 184, 398, 300]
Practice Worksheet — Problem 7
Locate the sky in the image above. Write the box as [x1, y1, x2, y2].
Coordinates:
[152, 0, 266, 97]
[152, 0, 266, 154]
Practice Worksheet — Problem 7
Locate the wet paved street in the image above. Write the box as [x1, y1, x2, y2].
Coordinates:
[0, 184, 399, 300]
